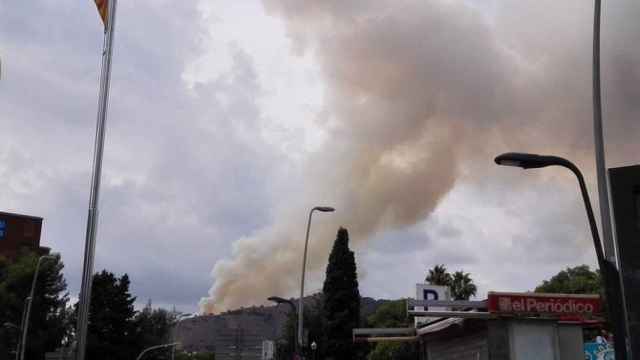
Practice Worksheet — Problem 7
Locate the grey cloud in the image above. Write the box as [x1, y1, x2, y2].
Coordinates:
[2, 0, 280, 312]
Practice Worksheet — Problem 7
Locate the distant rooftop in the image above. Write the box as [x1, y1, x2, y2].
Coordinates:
[0, 211, 43, 221]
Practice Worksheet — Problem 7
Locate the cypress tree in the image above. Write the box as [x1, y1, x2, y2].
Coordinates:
[322, 227, 360, 360]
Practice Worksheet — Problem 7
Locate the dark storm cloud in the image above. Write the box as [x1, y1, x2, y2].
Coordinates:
[1, 0, 280, 312]
[202, 0, 640, 311]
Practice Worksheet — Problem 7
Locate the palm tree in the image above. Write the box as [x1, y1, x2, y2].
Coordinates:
[425, 265, 452, 286]
[450, 271, 477, 300]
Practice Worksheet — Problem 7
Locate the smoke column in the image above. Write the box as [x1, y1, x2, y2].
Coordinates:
[200, 0, 640, 313]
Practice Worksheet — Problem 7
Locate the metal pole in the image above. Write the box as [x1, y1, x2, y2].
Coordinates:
[592, 3, 632, 357]
[19, 255, 52, 360]
[298, 209, 316, 352]
[563, 162, 628, 360]
[15, 298, 28, 360]
[591, 0, 616, 262]
[171, 320, 177, 360]
[18, 298, 31, 360]
[269, 297, 298, 355]
[568, 165, 605, 265]
[76, 1, 117, 359]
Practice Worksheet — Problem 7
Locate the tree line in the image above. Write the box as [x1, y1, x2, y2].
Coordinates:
[0, 250, 211, 360]
[0, 236, 602, 360]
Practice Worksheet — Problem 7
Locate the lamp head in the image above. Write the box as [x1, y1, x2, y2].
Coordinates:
[495, 152, 553, 169]
[267, 296, 287, 304]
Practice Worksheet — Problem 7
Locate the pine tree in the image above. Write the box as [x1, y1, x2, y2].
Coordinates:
[0, 252, 69, 359]
[133, 302, 176, 356]
[322, 227, 360, 360]
[85, 270, 137, 360]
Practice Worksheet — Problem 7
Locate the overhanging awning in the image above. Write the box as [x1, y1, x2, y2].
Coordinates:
[353, 328, 416, 343]
[416, 317, 464, 336]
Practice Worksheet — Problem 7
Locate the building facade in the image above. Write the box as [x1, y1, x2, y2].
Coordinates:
[176, 310, 285, 360]
[0, 211, 46, 261]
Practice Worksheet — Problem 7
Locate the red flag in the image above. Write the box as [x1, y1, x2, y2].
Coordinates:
[94, 0, 108, 26]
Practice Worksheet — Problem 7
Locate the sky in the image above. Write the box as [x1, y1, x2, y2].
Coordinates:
[1, 0, 639, 314]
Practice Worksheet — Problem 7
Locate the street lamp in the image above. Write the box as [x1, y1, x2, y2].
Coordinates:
[495, 153, 604, 262]
[299, 206, 334, 351]
[136, 342, 180, 360]
[268, 296, 296, 306]
[20, 254, 55, 360]
[268, 296, 298, 355]
[495, 152, 627, 357]
[13, 297, 30, 360]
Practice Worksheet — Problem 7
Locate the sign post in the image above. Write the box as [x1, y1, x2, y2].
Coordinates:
[414, 284, 450, 326]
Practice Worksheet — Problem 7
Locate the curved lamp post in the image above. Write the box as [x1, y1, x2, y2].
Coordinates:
[268, 296, 298, 355]
[20, 254, 55, 360]
[299, 206, 334, 350]
[136, 342, 180, 360]
[494, 152, 605, 263]
[495, 152, 627, 358]
[14, 297, 30, 360]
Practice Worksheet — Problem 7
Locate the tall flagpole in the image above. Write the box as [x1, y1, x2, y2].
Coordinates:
[75, 1, 117, 359]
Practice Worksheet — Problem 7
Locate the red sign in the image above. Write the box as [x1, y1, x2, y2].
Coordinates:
[487, 292, 601, 317]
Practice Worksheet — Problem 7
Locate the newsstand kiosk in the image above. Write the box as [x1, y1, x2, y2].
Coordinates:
[354, 291, 613, 360]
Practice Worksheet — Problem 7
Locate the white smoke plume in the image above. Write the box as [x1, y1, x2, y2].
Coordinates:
[200, 0, 640, 313]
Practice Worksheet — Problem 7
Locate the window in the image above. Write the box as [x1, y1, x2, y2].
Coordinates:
[0, 220, 6, 240]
